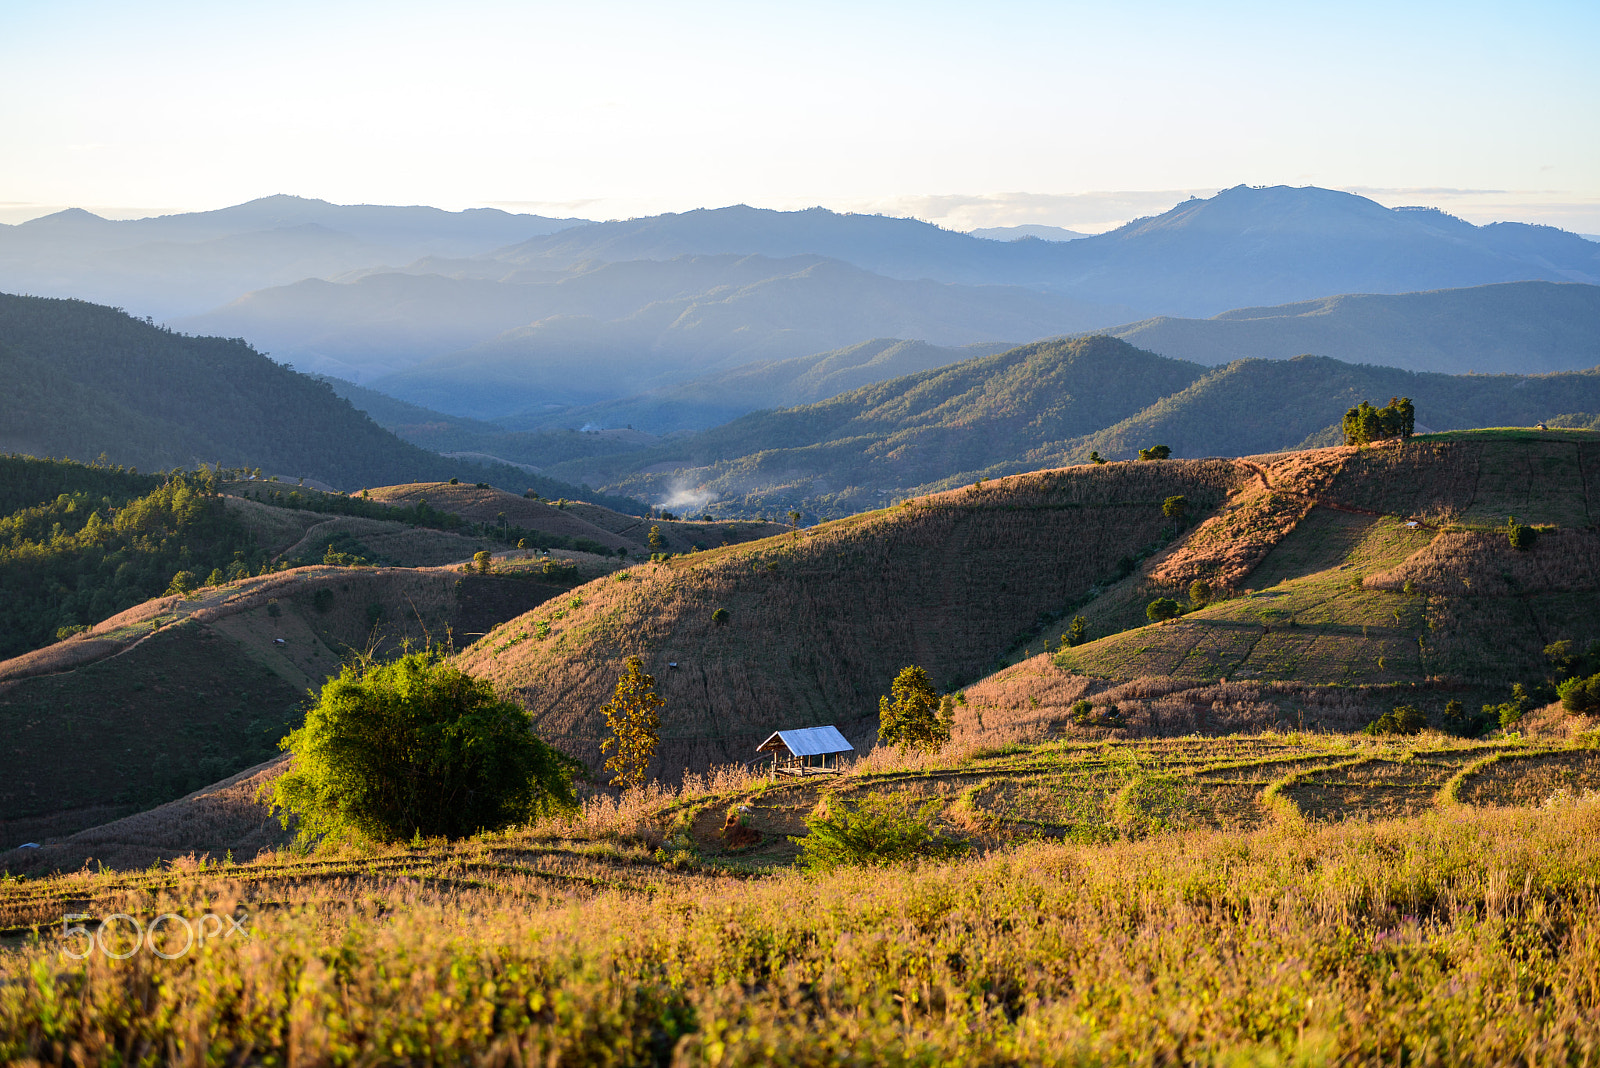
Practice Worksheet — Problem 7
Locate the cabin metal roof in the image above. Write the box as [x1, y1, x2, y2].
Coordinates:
[756, 725, 854, 757]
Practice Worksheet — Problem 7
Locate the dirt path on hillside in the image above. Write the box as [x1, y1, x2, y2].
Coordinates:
[1237, 460, 1433, 529]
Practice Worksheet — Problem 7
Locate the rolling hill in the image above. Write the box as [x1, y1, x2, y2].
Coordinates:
[454, 431, 1599, 785]
[528, 337, 1600, 518]
[0, 292, 642, 506]
[1104, 281, 1600, 375]
[1063, 356, 1600, 464]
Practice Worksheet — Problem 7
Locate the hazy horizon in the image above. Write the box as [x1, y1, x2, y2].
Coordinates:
[3, 0, 1596, 233]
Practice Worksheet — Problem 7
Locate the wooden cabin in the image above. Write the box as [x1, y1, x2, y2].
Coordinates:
[756, 725, 854, 776]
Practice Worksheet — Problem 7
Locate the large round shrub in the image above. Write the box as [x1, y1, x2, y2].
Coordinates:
[268, 649, 579, 844]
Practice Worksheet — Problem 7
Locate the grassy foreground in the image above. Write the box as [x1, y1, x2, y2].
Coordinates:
[6, 736, 1600, 1064]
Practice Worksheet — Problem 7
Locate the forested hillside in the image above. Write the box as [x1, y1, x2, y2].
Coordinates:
[0, 292, 642, 508]
[544, 335, 1206, 515]
[1064, 357, 1600, 463]
[538, 339, 1600, 518]
[0, 459, 267, 658]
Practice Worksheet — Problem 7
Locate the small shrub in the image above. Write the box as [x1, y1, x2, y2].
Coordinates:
[1071, 700, 1124, 728]
[1507, 516, 1538, 551]
[267, 598, 282, 618]
[793, 792, 966, 873]
[1187, 579, 1211, 609]
[448, 477, 459, 485]
[1364, 704, 1427, 736]
[1138, 445, 1172, 461]
[1559, 674, 1600, 714]
[712, 607, 730, 627]
[1146, 597, 1182, 622]
[312, 588, 334, 614]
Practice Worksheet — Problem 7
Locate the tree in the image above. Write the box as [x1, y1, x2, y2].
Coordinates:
[1507, 516, 1537, 551]
[1146, 597, 1181, 622]
[1343, 397, 1416, 445]
[712, 607, 730, 627]
[165, 570, 197, 598]
[1066, 615, 1087, 648]
[1088, 451, 1106, 465]
[266, 649, 579, 844]
[1163, 495, 1188, 521]
[600, 656, 664, 789]
[877, 665, 951, 751]
[788, 510, 802, 527]
[1138, 445, 1171, 461]
[647, 525, 666, 552]
[1188, 579, 1212, 609]
[472, 550, 493, 573]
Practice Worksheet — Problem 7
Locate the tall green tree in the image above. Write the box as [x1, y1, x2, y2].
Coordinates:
[600, 656, 664, 789]
[877, 665, 951, 751]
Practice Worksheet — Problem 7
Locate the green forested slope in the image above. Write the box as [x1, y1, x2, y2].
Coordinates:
[1063, 356, 1600, 463]
[0, 292, 642, 508]
[547, 335, 1206, 515]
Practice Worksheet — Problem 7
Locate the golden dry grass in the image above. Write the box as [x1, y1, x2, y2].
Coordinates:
[7, 734, 1600, 1064]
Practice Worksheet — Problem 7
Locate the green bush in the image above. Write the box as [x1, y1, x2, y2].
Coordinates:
[1138, 445, 1171, 461]
[793, 792, 966, 873]
[1071, 700, 1124, 728]
[1162, 495, 1188, 521]
[1559, 674, 1600, 713]
[1187, 580, 1211, 609]
[1364, 705, 1427, 736]
[1146, 597, 1181, 622]
[267, 649, 581, 845]
[711, 607, 730, 627]
[1507, 516, 1538, 551]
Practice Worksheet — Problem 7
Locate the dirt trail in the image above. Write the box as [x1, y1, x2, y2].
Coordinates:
[1238, 459, 1432, 529]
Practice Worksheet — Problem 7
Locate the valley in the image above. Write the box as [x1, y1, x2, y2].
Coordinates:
[4, 185, 1600, 1065]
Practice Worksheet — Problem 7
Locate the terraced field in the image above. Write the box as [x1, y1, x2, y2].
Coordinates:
[12, 734, 1593, 931]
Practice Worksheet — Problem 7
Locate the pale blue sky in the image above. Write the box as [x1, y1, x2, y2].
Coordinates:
[2, 0, 1596, 231]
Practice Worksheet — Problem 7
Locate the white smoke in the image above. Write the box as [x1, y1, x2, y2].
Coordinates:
[660, 480, 717, 515]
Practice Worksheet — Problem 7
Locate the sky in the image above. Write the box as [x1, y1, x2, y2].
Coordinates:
[2, 0, 1597, 232]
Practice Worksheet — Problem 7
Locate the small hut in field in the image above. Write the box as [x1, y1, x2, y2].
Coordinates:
[756, 725, 854, 776]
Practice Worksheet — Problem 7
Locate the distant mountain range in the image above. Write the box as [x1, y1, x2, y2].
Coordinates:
[968, 225, 1086, 242]
[9, 185, 1600, 440]
[1103, 281, 1600, 375]
[186, 254, 1126, 416]
[0, 195, 588, 320]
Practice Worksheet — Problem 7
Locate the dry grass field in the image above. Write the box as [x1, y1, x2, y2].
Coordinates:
[6, 732, 1600, 1064]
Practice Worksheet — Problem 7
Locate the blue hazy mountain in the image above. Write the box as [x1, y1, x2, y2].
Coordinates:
[0, 195, 589, 320]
